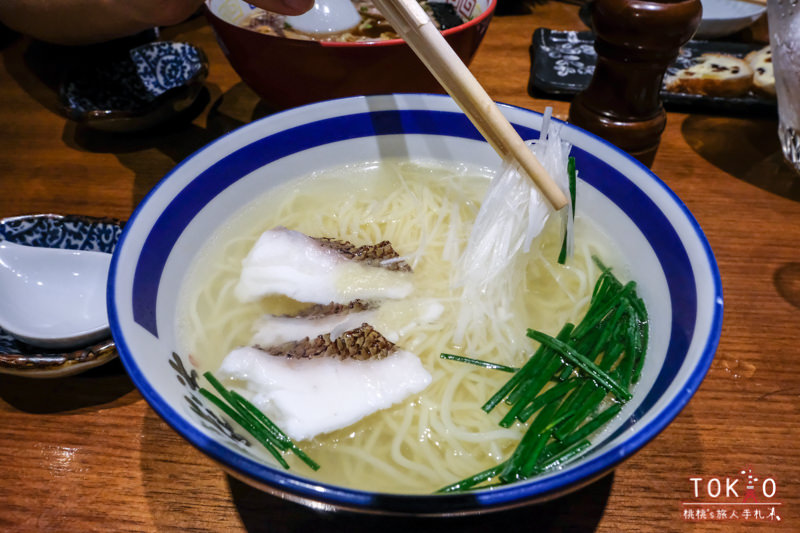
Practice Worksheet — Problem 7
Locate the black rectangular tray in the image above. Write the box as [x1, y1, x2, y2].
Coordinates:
[528, 28, 776, 116]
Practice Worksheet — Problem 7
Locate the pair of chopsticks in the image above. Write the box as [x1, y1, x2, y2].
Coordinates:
[372, 0, 568, 211]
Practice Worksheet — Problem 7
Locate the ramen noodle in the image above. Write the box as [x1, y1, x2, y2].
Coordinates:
[177, 158, 621, 493]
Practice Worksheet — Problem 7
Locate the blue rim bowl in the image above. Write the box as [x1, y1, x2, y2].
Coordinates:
[108, 93, 723, 515]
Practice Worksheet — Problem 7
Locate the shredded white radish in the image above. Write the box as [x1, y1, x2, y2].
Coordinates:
[452, 108, 574, 344]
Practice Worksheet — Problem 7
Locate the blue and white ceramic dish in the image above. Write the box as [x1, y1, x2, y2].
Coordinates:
[0, 214, 122, 378]
[108, 94, 723, 515]
[59, 41, 208, 132]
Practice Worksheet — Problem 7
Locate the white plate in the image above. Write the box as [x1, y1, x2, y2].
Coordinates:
[696, 0, 765, 40]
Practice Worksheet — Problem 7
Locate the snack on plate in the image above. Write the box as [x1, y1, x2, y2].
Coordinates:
[665, 52, 754, 97]
[746, 45, 776, 98]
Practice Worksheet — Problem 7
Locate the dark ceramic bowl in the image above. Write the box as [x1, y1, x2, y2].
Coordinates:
[205, 0, 496, 110]
[59, 41, 209, 132]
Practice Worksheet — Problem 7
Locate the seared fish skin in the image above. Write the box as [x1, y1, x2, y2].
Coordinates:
[250, 300, 376, 347]
[287, 299, 373, 318]
[313, 237, 411, 272]
[235, 227, 414, 304]
[256, 323, 395, 361]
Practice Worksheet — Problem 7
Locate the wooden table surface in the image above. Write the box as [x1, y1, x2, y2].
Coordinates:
[1, 3, 798, 532]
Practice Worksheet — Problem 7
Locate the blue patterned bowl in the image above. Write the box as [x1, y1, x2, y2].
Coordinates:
[108, 94, 723, 514]
[0, 214, 122, 378]
[59, 41, 208, 132]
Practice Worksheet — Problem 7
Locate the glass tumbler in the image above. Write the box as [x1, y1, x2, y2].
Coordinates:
[768, 0, 800, 173]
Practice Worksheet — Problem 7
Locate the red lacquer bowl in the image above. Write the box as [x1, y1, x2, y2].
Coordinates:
[205, 0, 497, 110]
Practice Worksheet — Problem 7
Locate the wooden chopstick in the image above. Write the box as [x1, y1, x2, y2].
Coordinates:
[372, 0, 568, 210]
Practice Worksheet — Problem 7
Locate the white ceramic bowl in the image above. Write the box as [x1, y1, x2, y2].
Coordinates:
[108, 94, 723, 515]
[696, 0, 765, 40]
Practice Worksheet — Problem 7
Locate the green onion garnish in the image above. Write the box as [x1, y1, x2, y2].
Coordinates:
[526, 329, 632, 402]
[536, 439, 591, 473]
[557, 156, 577, 265]
[481, 342, 549, 413]
[516, 378, 579, 423]
[438, 260, 646, 492]
[436, 462, 507, 493]
[230, 390, 320, 471]
[201, 371, 319, 471]
[198, 388, 291, 469]
[440, 353, 518, 373]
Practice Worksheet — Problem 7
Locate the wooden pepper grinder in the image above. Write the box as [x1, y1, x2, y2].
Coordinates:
[568, 0, 702, 165]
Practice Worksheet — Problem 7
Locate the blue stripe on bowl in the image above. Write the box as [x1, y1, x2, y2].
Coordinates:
[118, 99, 721, 511]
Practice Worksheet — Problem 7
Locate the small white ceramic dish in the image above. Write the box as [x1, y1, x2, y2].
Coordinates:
[696, 0, 765, 40]
[108, 94, 722, 515]
[0, 241, 110, 349]
[0, 214, 121, 378]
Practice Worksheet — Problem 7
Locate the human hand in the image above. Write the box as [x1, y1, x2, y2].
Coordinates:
[0, 0, 316, 46]
[248, 0, 316, 16]
[134, 0, 316, 28]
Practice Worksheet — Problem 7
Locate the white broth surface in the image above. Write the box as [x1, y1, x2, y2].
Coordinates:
[176, 158, 623, 493]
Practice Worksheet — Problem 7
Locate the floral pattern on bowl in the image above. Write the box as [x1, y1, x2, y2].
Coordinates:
[59, 41, 208, 132]
[0, 214, 122, 378]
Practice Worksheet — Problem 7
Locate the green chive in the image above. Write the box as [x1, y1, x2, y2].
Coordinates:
[502, 401, 570, 481]
[438, 256, 646, 491]
[519, 429, 554, 477]
[498, 325, 574, 425]
[584, 304, 629, 361]
[440, 353, 518, 373]
[499, 351, 562, 426]
[229, 390, 290, 449]
[591, 270, 617, 303]
[499, 422, 550, 482]
[204, 372, 294, 452]
[517, 378, 579, 423]
[553, 387, 607, 440]
[631, 307, 649, 384]
[546, 403, 622, 457]
[557, 156, 577, 265]
[230, 390, 320, 471]
[436, 462, 507, 493]
[526, 329, 632, 402]
[572, 282, 636, 341]
[592, 255, 610, 273]
[199, 388, 290, 469]
[482, 343, 549, 413]
[614, 342, 636, 390]
[204, 371, 242, 411]
[536, 440, 591, 473]
[557, 364, 575, 381]
[597, 342, 626, 374]
[549, 380, 599, 438]
[202, 372, 320, 471]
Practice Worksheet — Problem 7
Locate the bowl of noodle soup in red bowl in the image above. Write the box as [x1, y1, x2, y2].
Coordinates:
[204, 0, 497, 110]
[108, 93, 722, 515]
